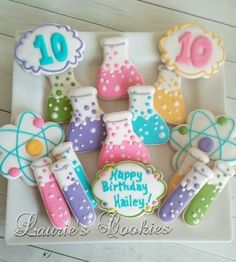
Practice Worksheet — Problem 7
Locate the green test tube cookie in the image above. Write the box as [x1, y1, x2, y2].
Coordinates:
[183, 160, 235, 226]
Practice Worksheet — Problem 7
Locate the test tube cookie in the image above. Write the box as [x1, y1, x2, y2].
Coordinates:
[157, 23, 225, 124]
[67, 87, 106, 152]
[128, 85, 170, 145]
[167, 147, 209, 196]
[159, 162, 214, 223]
[98, 111, 151, 168]
[97, 36, 144, 100]
[183, 161, 235, 226]
[52, 158, 96, 226]
[14, 23, 85, 123]
[31, 157, 71, 229]
[154, 65, 185, 125]
[52, 142, 97, 207]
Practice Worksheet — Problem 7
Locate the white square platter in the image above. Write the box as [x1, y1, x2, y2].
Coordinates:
[5, 32, 231, 244]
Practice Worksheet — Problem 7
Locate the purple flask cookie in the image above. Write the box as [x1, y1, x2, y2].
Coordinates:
[52, 158, 96, 226]
[159, 162, 214, 223]
[67, 86, 106, 152]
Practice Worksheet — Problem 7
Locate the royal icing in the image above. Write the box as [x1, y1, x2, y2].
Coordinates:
[15, 24, 85, 75]
[47, 68, 80, 123]
[167, 147, 209, 196]
[92, 161, 166, 218]
[67, 87, 106, 152]
[97, 37, 144, 100]
[0, 111, 64, 186]
[159, 23, 225, 79]
[98, 111, 151, 168]
[153, 65, 186, 125]
[31, 157, 71, 228]
[52, 142, 97, 207]
[128, 85, 170, 145]
[159, 162, 214, 223]
[170, 109, 236, 170]
[52, 158, 96, 226]
[183, 161, 235, 226]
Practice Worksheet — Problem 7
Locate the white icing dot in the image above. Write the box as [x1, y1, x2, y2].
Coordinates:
[87, 212, 93, 219]
[51, 112, 58, 119]
[102, 85, 107, 91]
[90, 127, 96, 133]
[159, 131, 165, 139]
[74, 139, 78, 143]
[54, 106, 59, 112]
[73, 187, 76, 191]
[70, 197, 74, 201]
[49, 103, 53, 107]
[82, 199, 86, 203]
[173, 100, 180, 107]
[79, 205, 83, 210]
[160, 125, 164, 130]
[89, 140, 93, 144]
[49, 193, 54, 198]
[162, 104, 167, 110]
[64, 107, 68, 111]
[114, 85, 120, 92]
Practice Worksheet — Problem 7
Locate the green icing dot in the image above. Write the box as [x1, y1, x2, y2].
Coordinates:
[56, 90, 62, 96]
[217, 116, 228, 125]
[178, 126, 188, 135]
[55, 76, 59, 80]
[147, 109, 153, 114]
[60, 83, 64, 87]
[55, 83, 59, 87]
[71, 82, 76, 86]
[68, 71, 72, 75]
[66, 77, 70, 81]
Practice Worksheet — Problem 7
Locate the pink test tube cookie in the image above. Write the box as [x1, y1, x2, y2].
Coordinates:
[52, 159, 96, 226]
[31, 157, 71, 229]
[159, 162, 214, 223]
[98, 111, 151, 168]
[97, 36, 144, 100]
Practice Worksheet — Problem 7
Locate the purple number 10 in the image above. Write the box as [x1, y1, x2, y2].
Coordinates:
[175, 32, 213, 68]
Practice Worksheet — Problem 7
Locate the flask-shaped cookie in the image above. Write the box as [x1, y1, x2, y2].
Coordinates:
[52, 159, 96, 226]
[167, 147, 209, 196]
[67, 87, 106, 152]
[128, 85, 170, 145]
[154, 65, 186, 125]
[98, 111, 151, 168]
[48, 68, 80, 123]
[31, 157, 71, 229]
[52, 142, 97, 208]
[97, 37, 144, 100]
[159, 162, 214, 223]
[183, 161, 235, 226]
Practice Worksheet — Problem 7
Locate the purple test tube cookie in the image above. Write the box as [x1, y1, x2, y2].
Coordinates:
[159, 162, 214, 223]
[52, 158, 96, 226]
[67, 86, 106, 152]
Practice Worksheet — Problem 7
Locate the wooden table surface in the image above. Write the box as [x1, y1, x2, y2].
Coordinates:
[0, 0, 236, 261]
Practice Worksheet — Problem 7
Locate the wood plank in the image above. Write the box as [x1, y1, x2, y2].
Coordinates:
[0, 0, 116, 37]
[0, 72, 12, 112]
[13, 0, 236, 62]
[225, 62, 236, 99]
[0, 194, 6, 237]
[0, 111, 10, 126]
[141, 0, 236, 26]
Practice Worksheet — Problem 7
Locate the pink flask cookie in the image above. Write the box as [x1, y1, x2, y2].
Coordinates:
[97, 37, 144, 100]
[31, 157, 71, 229]
[98, 111, 151, 168]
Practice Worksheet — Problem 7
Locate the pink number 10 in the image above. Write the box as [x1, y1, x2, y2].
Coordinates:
[175, 32, 213, 68]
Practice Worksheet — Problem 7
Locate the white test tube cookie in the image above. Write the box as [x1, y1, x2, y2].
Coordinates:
[31, 157, 71, 229]
[183, 161, 235, 226]
[159, 162, 214, 223]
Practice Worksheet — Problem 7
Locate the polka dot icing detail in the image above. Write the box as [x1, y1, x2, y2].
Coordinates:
[52, 159, 96, 226]
[98, 111, 151, 168]
[198, 137, 214, 152]
[33, 118, 44, 128]
[8, 167, 20, 178]
[97, 37, 144, 100]
[128, 86, 170, 145]
[67, 87, 106, 152]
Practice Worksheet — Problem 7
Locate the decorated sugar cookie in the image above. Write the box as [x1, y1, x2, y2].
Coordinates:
[159, 162, 214, 223]
[93, 161, 167, 218]
[183, 161, 235, 226]
[98, 111, 151, 168]
[159, 23, 225, 79]
[52, 158, 96, 226]
[153, 65, 186, 125]
[31, 157, 71, 229]
[15, 24, 85, 123]
[170, 109, 236, 170]
[128, 85, 170, 145]
[97, 36, 144, 100]
[67, 87, 106, 152]
[167, 147, 209, 196]
[52, 142, 97, 207]
[0, 111, 64, 186]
